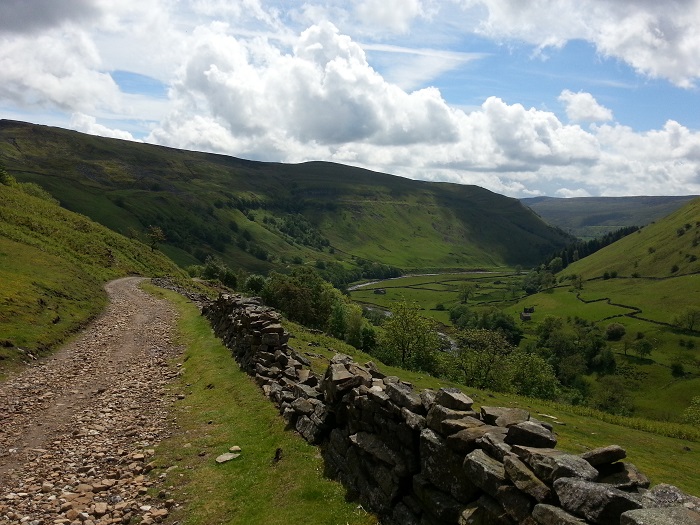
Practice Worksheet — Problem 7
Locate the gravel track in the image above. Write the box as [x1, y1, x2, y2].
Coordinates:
[0, 277, 183, 525]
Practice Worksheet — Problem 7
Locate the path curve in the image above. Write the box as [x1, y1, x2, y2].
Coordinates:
[0, 277, 182, 524]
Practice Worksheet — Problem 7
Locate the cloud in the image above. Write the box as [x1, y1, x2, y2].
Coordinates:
[70, 113, 138, 141]
[0, 29, 121, 112]
[354, 0, 424, 34]
[0, 0, 99, 33]
[558, 90, 613, 122]
[466, 0, 700, 87]
[145, 20, 700, 198]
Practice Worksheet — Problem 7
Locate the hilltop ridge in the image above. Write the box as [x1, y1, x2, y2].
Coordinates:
[0, 119, 572, 274]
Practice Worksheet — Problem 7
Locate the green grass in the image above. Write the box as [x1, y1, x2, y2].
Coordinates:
[147, 285, 377, 525]
[505, 283, 700, 422]
[350, 271, 523, 323]
[0, 183, 185, 376]
[0, 119, 572, 274]
[561, 197, 700, 279]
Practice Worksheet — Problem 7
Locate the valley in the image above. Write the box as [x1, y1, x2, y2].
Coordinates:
[1, 120, 699, 523]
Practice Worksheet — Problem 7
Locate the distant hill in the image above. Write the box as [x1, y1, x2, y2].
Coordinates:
[562, 196, 700, 279]
[522, 195, 698, 239]
[0, 120, 572, 276]
[0, 176, 184, 372]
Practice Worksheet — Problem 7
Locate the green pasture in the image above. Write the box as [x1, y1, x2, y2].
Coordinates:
[350, 269, 700, 423]
[350, 271, 522, 323]
[576, 276, 700, 324]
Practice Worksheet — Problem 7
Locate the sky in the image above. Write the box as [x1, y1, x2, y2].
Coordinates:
[1, 0, 700, 198]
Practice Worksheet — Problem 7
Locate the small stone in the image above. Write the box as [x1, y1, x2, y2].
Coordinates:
[216, 453, 241, 463]
[229, 446, 242, 453]
[93, 502, 109, 516]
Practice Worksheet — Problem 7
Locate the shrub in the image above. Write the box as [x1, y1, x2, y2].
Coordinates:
[671, 363, 685, 377]
[605, 323, 626, 341]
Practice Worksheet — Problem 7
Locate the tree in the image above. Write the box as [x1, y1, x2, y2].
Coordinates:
[452, 329, 513, 390]
[458, 282, 477, 304]
[380, 300, 440, 371]
[262, 267, 341, 330]
[147, 225, 166, 252]
[590, 376, 633, 416]
[244, 274, 266, 294]
[673, 307, 700, 332]
[683, 396, 700, 425]
[344, 304, 364, 349]
[549, 257, 563, 274]
[507, 351, 560, 400]
[634, 339, 653, 360]
[0, 161, 15, 186]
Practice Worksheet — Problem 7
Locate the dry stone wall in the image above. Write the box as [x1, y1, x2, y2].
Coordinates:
[203, 293, 700, 525]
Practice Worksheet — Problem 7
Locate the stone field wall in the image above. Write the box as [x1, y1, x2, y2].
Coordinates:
[202, 293, 700, 525]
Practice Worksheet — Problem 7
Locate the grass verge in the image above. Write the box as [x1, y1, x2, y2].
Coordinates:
[146, 284, 377, 525]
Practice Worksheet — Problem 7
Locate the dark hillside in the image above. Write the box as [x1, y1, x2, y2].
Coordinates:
[523, 195, 697, 239]
[0, 120, 572, 272]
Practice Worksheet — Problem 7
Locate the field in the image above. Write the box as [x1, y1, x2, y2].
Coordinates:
[350, 271, 523, 324]
[352, 271, 700, 423]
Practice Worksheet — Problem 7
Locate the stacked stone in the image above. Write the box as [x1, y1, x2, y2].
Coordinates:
[203, 294, 700, 525]
[202, 294, 330, 444]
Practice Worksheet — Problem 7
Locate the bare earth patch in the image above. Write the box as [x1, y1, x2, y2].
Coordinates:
[0, 277, 182, 525]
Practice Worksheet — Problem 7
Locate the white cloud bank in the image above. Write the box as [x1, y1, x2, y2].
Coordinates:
[1, 1, 700, 198]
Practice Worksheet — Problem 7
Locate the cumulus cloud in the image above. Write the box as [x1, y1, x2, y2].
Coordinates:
[3, 1, 700, 198]
[558, 90, 613, 122]
[144, 20, 700, 197]
[70, 113, 138, 141]
[466, 0, 700, 87]
[0, 30, 121, 112]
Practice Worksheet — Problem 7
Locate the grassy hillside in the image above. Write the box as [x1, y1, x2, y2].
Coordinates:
[523, 195, 697, 239]
[560, 197, 700, 279]
[0, 180, 185, 375]
[0, 120, 572, 274]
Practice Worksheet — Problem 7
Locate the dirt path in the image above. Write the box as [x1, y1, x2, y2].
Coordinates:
[0, 277, 183, 524]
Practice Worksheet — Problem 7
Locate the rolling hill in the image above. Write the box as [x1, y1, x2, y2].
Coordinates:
[0, 175, 185, 374]
[522, 195, 698, 239]
[0, 120, 572, 275]
[560, 196, 700, 279]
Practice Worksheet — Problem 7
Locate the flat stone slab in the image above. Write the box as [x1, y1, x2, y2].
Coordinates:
[580, 445, 626, 467]
[215, 452, 241, 463]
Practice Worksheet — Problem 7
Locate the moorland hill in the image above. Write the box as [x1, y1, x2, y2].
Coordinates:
[0, 120, 572, 277]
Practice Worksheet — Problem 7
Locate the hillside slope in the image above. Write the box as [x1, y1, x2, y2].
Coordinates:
[562, 197, 700, 279]
[0, 179, 184, 373]
[523, 195, 697, 239]
[0, 120, 572, 273]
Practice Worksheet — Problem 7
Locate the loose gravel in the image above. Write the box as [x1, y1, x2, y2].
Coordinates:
[0, 277, 183, 525]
